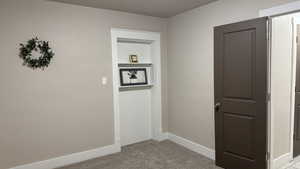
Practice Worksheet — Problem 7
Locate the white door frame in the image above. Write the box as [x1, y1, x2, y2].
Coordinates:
[260, 1, 300, 169]
[259, 1, 300, 17]
[111, 28, 164, 148]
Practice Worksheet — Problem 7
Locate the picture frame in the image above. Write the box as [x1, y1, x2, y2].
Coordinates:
[129, 55, 138, 63]
[119, 68, 148, 86]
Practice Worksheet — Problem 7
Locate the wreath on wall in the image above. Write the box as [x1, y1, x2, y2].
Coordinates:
[19, 37, 54, 70]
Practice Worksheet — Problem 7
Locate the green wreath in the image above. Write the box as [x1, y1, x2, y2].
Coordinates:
[19, 37, 54, 70]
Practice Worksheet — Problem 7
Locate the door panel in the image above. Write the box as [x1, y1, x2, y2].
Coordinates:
[223, 29, 255, 100]
[294, 25, 300, 157]
[119, 90, 151, 146]
[214, 17, 268, 169]
[223, 113, 255, 158]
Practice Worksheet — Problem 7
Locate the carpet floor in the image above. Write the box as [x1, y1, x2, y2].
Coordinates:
[57, 140, 222, 169]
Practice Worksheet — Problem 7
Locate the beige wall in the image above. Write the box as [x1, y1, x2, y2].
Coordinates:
[167, 0, 297, 150]
[0, 0, 168, 168]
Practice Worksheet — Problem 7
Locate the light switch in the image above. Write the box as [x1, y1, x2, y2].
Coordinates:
[102, 77, 107, 85]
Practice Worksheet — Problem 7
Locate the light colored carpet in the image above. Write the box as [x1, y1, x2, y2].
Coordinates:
[57, 140, 222, 169]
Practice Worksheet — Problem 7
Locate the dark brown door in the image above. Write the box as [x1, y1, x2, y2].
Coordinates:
[214, 17, 268, 169]
[294, 25, 300, 158]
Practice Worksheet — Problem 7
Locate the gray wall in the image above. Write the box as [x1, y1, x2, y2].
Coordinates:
[2, 0, 299, 168]
[0, 0, 168, 168]
[167, 0, 297, 150]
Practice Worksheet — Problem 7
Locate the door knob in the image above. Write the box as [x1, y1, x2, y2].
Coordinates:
[215, 102, 221, 112]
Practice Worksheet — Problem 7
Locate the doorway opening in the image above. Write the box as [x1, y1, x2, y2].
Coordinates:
[267, 12, 300, 169]
[213, 2, 300, 168]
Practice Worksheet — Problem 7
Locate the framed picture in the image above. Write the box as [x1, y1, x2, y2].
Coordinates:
[119, 68, 148, 86]
[129, 55, 138, 63]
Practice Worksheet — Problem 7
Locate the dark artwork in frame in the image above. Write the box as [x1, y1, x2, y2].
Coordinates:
[119, 68, 148, 86]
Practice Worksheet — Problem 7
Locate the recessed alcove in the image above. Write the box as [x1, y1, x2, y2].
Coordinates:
[111, 29, 163, 147]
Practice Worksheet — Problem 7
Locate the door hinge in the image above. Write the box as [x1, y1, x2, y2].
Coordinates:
[267, 93, 271, 102]
[267, 19, 271, 41]
[294, 133, 296, 140]
[266, 152, 270, 161]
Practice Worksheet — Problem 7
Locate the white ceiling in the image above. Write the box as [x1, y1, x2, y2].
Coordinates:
[49, 0, 218, 18]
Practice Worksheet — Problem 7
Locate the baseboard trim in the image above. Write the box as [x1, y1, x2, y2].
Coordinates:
[272, 153, 293, 169]
[167, 133, 215, 160]
[10, 133, 215, 169]
[153, 132, 169, 142]
[10, 144, 121, 169]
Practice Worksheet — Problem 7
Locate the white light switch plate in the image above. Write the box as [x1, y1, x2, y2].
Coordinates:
[102, 77, 107, 85]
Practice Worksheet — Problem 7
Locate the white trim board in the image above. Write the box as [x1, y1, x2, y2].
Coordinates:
[9, 144, 120, 169]
[167, 133, 215, 160]
[260, 1, 300, 17]
[153, 132, 169, 142]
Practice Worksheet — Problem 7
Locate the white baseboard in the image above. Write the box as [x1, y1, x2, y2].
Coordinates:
[153, 132, 169, 142]
[10, 133, 296, 169]
[10, 144, 121, 169]
[9, 133, 215, 169]
[272, 153, 293, 169]
[167, 133, 215, 160]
